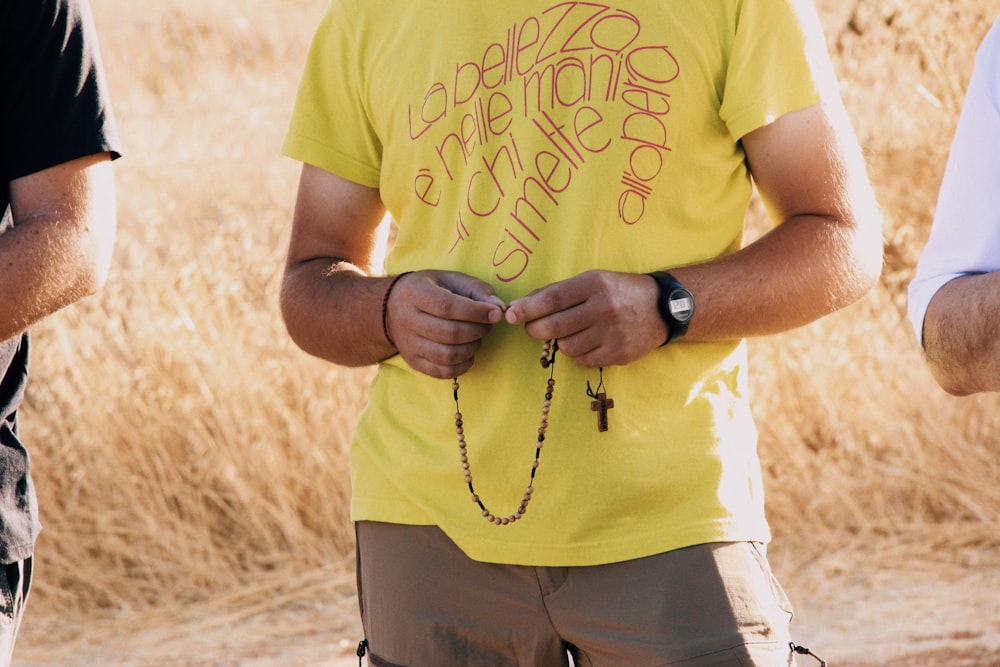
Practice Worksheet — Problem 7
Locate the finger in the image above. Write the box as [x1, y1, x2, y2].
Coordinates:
[406, 339, 481, 379]
[505, 279, 587, 326]
[411, 274, 504, 325]
[549, 328, 601, 366]
[556, 315, 658, 368]
[409, 357, 475, 379]
[436, 273, 508, 315]
[410, 308, 496, 346]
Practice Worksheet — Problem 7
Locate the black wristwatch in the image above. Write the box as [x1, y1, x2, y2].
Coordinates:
[646, 271, 695, 346]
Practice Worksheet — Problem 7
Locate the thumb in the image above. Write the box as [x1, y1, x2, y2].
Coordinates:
[440, 273, 506, 306]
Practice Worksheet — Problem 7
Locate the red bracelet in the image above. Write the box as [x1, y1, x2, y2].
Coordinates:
[381, 272, 413, 348]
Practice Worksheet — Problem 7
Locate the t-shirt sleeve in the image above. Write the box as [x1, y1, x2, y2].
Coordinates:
[0, 0, 122, 183]
[907, 18, 1000, 345]
[719, 0, 840, 141]
[281, 0, 383, 188]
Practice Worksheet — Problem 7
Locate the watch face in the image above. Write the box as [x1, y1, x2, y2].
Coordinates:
[667, 289, 694, 322]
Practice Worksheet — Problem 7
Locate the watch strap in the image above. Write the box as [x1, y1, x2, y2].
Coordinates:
[646, 271, 693, 346]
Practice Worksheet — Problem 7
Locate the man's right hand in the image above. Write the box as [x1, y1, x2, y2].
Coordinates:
[383, 270, 506, 379]
[281, 165, 507, 376]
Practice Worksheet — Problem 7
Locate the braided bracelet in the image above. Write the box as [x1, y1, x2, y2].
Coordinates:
[381, 272, 413, 348]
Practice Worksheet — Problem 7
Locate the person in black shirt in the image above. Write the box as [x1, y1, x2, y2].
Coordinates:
[0, 0, 121, 661]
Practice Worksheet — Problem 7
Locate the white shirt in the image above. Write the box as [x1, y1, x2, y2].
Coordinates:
[907, 18, 1000, 344]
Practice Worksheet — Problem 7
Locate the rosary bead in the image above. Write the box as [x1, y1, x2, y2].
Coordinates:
[453, 340, 556, 526]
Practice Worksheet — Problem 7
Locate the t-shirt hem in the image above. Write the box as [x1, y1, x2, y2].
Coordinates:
[353, 502, 769, 567]
[726, 84, 826, 141]
[282, 134, 380, 189]
[10, 143, 122, 183]
[0, 535, 38, 566]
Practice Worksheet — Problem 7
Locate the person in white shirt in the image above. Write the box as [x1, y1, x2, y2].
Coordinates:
[908, 17, 1000, 396]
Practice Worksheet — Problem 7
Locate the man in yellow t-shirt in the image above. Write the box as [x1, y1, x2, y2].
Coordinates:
[280, 1, 883, 664]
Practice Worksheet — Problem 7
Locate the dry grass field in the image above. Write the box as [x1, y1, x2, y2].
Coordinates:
[11, 0, 1000, 665]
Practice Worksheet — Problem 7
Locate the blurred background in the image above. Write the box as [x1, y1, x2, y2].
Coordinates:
[14, 0, 1000, 664]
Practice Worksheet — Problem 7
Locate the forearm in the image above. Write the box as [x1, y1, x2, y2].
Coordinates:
[921, 273, 1000, 395]
[670, 100, 884, 342]
[1, 155, 117, 340]
[505, 209, 882, 370]
[672, 211, 882, 342]
[280, 259, 398, 367]
[0, 211, 113, 341]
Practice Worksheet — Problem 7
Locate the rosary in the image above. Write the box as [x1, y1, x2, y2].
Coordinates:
[451, 339, 613, 526]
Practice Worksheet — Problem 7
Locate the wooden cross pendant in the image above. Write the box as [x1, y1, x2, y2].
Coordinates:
[590, 392, 614, 432]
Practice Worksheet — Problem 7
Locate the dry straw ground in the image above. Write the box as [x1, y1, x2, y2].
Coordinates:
[12, 0, 1000, 665]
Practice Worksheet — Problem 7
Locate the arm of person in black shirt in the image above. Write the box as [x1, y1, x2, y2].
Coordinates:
[0, 152, 117, 340]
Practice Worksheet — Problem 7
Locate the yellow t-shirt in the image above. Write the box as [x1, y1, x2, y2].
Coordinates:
[283, 0, 839, 566]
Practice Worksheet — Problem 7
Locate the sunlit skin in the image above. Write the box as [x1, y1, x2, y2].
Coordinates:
[1, 153, 117, 340]
[922, 273, 1000, 396]
[280, 101, 883, 380]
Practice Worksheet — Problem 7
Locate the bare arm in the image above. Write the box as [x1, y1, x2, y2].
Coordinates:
[670, 101, 884, 339]
[280, 164, 506, 379]
[921, 273, 1000, 396]
[506, 102, 884, 367]
[0, 153, 117, 341]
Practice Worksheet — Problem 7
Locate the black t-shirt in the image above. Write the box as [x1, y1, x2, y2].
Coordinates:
[0, 0, 121, 562]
